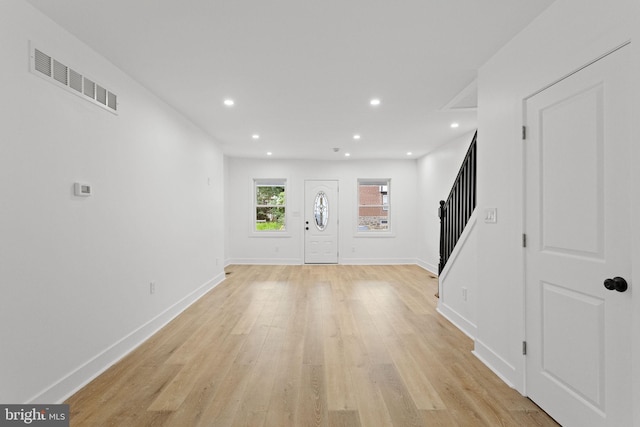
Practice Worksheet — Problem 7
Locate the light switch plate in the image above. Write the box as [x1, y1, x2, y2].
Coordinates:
[484, 208, 497, 223]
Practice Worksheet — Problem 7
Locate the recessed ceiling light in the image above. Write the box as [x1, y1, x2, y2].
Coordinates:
[252, 134, 260, 140]
[370, 98, 381, 106]
[266, 152, 272, 156]
[451, 122, 459, 128]
[345, 153, 351, 157]
[223, 99, 235, 107]
[406, 152, 413, 156]
[353, 134, 361, 140]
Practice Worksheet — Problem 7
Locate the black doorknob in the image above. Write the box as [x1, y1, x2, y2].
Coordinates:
[305, 227, 309, 230]
[604, 277, 628, 292]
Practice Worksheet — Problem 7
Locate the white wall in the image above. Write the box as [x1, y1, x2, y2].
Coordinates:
[415, 131, 478, 337]
[225, 157, 417, 265]
[437, 215, 478, 339]
[0, 0, 225, 404]
[416, 131, 475, 272]
[476, 0, 634, 393]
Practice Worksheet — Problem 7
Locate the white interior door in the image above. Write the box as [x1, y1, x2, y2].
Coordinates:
[304, 180, 338, 264]
[524, 45, 632, 427]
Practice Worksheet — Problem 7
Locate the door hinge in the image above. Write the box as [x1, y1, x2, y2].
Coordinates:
[522, 341, 527, 355]
[522, 126, 527, 140]
[522, 233, 527, 248]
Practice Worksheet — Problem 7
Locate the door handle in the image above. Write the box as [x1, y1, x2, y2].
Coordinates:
[305, 227, 309, 230]
[604, 277, 628, 292]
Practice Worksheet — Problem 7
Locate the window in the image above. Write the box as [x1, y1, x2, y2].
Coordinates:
[254, 179, 286, 232]
[357, 179, 390, 232]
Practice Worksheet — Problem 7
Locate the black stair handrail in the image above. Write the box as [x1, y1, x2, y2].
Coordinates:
[439, 131, 477, 274]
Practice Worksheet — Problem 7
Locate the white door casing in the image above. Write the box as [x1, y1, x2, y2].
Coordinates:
[524, 45, 632, 427]
[305, 180, 338, 264]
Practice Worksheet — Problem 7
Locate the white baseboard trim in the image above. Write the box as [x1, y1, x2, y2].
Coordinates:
[30, 272, 226, 404]
[226, 258, 419, 266]
[339, 257, 417, 265]
[416, 258, 438, 275]
[472, 339, 519, 391]
[227, 258, 303, 265]
[437, 303, 477, 340]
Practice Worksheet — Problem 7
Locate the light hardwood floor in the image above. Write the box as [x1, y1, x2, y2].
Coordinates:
[66, 265, 559, 426]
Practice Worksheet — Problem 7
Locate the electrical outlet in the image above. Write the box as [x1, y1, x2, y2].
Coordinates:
[150, 281, 156, 295]
[275, 246, 279, 253]
[462, 287, 468, 301]
[352, 247, 356, 253]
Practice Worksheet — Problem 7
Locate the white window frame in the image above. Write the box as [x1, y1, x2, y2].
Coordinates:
[356, 178, 391, 235]
[252, 178, 288, 236]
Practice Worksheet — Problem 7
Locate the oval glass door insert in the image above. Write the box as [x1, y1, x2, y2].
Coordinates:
[314, 191, 329, 231]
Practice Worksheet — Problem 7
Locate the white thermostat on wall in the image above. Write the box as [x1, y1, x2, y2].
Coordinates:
[74, 182, 92, 197]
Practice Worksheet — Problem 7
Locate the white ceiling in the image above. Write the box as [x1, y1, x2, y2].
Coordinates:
[25, 0, 555, 160]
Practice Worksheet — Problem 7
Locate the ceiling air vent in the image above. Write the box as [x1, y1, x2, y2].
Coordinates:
[53, 60, 68, 85]
[30, 43, 118, 114]
[34, 49, 51, 77]
[69, 69, 82, 92]
[83, 77, 95, 99]
[107, 92, 117, 110]
[96, 84, 107, 105]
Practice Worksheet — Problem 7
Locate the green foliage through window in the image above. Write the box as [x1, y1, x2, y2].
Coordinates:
[255, 183, 286, 231]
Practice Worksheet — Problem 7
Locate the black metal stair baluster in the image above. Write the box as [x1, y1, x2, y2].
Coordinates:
[438, 132, 477, 273]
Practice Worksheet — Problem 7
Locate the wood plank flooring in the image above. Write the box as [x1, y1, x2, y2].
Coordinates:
[65, 265, 559, 426]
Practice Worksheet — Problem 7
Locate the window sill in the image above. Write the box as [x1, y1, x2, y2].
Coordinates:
[250, 232, 292, 238]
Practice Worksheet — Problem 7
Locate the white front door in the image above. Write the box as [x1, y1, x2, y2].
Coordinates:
[524, 45, 632, 427]
[304, 180, 338, 264]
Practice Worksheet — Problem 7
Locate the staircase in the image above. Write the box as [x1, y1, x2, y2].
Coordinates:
[439, 131, 477, 274]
